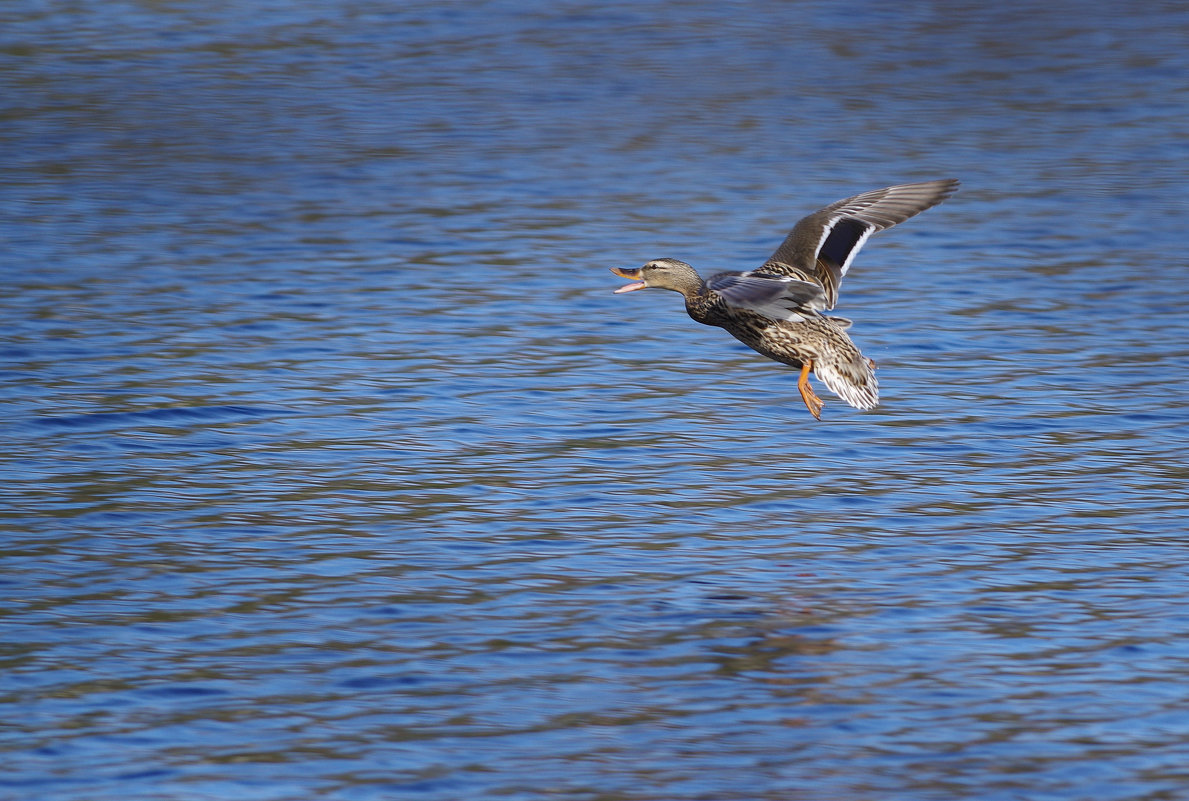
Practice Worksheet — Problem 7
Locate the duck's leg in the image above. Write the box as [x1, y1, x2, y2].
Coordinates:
[797, 361, 824, 420]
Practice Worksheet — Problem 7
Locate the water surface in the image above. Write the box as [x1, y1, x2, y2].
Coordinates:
[4, 2, 1189, 799]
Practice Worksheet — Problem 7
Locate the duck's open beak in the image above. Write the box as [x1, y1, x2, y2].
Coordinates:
[611, 266, 647, 293]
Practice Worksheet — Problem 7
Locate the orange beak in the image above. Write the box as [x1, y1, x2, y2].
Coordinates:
[610, 266, 647, 293]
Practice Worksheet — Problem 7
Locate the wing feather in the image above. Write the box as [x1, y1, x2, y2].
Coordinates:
[707, 271, 827, 323]
[760, 179, 959, 308]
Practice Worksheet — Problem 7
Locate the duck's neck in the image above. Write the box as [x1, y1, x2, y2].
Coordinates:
[682, 283, 718, 326]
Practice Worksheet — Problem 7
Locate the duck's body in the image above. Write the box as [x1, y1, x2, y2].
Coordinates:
[611, 179, 958, 419]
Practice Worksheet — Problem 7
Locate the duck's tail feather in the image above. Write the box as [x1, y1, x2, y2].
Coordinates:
[814, 349, 879, 410]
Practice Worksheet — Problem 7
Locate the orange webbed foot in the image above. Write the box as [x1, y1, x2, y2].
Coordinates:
[797, 361, 824, 421]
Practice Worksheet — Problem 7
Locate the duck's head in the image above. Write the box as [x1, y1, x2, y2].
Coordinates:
[611, 258, 702, 295]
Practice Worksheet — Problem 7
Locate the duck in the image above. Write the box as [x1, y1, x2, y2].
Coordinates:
[610, 179, 959, 419]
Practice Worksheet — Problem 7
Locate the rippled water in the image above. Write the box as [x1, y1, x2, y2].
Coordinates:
[4, 2, 1189, 799]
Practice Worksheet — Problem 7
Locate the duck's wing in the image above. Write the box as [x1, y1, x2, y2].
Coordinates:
[759, 179, 959, 309]
[707, 271, 827, 323]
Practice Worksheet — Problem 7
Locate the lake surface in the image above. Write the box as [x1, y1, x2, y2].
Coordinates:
[4, 2, 1189, 799]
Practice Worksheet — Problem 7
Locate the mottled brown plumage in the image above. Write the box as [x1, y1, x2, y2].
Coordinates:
[611, 179, 958, 419]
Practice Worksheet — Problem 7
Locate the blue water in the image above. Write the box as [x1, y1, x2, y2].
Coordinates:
[4, 2, 1189, 799]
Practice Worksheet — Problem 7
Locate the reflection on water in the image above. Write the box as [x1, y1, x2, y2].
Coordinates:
[4, 1, 1189, 799]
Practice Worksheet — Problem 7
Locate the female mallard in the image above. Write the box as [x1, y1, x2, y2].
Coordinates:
[611, 179, 958, 419]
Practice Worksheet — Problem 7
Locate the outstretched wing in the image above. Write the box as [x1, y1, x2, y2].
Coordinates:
[760, 179, 959, 309]
[707, 271, 827, 323]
